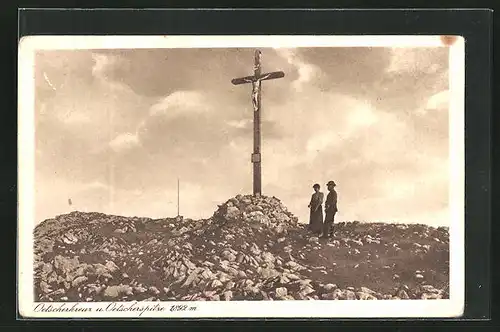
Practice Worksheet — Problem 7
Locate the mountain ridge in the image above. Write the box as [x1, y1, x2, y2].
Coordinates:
[33, 194, 449, 302]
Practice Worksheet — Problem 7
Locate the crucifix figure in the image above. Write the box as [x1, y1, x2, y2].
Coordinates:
[231, 50, 285, 196]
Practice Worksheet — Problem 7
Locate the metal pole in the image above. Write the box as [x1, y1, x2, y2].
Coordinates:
[177, 178, 180, 217]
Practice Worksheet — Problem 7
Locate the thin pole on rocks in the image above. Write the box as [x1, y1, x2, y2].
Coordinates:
[177, 177, 180, 217]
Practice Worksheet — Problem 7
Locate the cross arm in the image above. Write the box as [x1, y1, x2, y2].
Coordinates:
[231, 75, 255, 85]
[259, 71, 285, 81]
[231, 71, 285, 85]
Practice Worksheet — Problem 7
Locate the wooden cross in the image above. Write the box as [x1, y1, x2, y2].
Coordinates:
[231, 49, 285, 196]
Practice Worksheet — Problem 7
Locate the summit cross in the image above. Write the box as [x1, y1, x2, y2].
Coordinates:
[231, 49, 285, 196]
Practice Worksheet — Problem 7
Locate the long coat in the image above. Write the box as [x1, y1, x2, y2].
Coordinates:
[309, 191, 324, 233]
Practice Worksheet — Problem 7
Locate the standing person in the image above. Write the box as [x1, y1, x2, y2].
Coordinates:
[308, 184, 324, 235]
[321, 180, 338, 239]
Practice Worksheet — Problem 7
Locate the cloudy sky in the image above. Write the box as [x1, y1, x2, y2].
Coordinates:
[33, 45, 450, 225]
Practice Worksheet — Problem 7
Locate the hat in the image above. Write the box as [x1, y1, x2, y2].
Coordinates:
[326, 180, 336, 187]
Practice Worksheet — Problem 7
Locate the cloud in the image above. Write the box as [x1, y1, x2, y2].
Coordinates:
[109, 133, 140, 152]
[226, 119, 251, 129]
[91, 53, 122, 79]
[33, 47, 452, 226]
[83, 181, 109, 190]
[275, 48, 320, 92]
[386, 48, 446, 74]
[149, 91, 210, 117]
[426, 90, 449, 111]
[295, 47, 392, 95]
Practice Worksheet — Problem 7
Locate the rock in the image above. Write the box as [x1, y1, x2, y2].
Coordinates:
[147, 239, 158, 246]
[397, 290, 410, 299]
[321, 292, 336, 300]
[223, 291, 233, 301]
[360, 287, 377, 295]
[225, 206, 240, 220]
[323, 283, 337, 291]
[104, 285, 133, 298]
[262, 252, 275, 263]
[421, 293, 442, 300]
[41, 262, 53, 275]
[62, 232, 78, 244]
[211, 280, 223, 288]
[134, 286, 147, 293]
[356, 292, 377, 300]
[39, 281, 52, 294]
[345, 290, 356, 300]
[53, 255, 80, 274]
[275, 287, 288, 298]
[149, 286, 160, 295]
[421, 285, 439, 293]
[259, 268, 279, 279]
[300, 286, 315, 296]
[71, 276, 88, 287]
[105, 261, 119, 273]
[222, 251, 236, 262]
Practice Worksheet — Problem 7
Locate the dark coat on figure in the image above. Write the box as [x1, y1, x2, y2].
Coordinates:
[323, 189, 338, 237]
[309, 191, 324, 234]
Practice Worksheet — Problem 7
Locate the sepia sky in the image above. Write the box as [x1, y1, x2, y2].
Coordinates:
[33, 46, 450, 225]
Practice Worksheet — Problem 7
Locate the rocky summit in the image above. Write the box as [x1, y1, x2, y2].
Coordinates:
[34, 195, 449, 302]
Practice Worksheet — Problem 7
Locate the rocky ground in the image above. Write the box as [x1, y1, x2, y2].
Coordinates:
[34, 195, 449, 302]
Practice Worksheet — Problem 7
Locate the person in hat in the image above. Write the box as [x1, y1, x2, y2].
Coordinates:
[307, 183, 324, 235]
[321, 180, 338, 239]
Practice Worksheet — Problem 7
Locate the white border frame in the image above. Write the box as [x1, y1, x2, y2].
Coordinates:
[18, 35, 465, 318]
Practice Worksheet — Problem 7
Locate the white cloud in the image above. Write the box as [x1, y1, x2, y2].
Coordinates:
[91, 53, 134, 93]
[346, 102, 379, 128]
[306, 130, 338, 153]
[109, 132, 140, 152]
[415, 89, 449, 116]
[83, 181, 109, 190]
[275, 48, 320, 92]
[226, 119, 251, 129]
[426, 90, 449, 110]
[91, 53, 121, 79]
[305, 99, 380, 153]
[149, 91, 210, 116]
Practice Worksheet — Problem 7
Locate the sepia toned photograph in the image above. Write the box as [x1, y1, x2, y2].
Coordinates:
[18, 35, 465, 318]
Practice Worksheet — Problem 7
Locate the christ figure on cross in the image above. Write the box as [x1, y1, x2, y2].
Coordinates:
[231, 49, 285, 196]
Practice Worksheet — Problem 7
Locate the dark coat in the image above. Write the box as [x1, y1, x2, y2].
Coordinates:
[325, 189, 338, 214]
[309, 192, 324, 233]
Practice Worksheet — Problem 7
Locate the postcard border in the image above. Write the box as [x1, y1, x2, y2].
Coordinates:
[15, 7, 491, 320]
